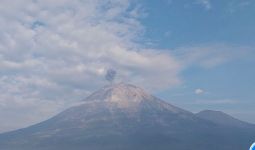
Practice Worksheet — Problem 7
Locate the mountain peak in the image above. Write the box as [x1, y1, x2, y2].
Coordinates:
[84, 83, 153, 108]
[83, 83, 190, 115]
[196, 110, 254, 128]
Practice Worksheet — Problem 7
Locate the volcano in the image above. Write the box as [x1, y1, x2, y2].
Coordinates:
[0, 83, 254, 150]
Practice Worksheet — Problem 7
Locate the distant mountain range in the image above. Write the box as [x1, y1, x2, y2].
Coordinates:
[0, 83, 254, 150]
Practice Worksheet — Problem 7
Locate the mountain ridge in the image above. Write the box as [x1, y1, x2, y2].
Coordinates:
[196, 110, 255, 128]
[84, 83, 192, 114]
[0, 83, 254, 150]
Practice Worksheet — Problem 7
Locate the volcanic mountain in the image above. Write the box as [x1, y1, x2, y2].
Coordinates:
[0, 83, 254, 150]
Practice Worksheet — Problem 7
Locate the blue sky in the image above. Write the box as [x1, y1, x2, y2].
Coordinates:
[0, 0, 254, 132]
[139, 0, 255, 123]
[140, 0, 255, 48]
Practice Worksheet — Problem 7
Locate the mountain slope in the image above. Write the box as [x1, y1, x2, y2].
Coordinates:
[196, 110, 255, 128]
[0, 83, 254, 150]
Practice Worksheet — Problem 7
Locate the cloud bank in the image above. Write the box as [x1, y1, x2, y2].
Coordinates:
[0, 0, 182, 132]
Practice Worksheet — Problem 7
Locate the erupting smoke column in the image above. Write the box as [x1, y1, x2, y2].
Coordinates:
[105, 69, 117, 84]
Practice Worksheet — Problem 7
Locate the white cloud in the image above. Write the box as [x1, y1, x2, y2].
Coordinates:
[0, 0, 182, 132]
[196, 0, 212, 10]
[227, 0, 253, 13]
[195, 88, 204, 94]
[172, 44, 252, 69]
